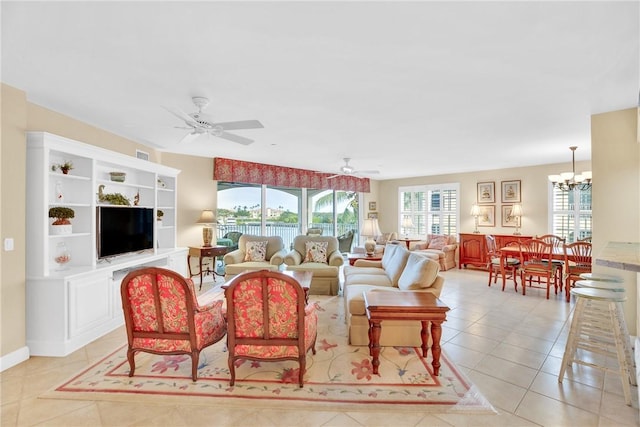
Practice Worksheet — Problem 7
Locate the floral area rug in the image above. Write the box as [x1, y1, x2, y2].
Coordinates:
[43, 295, 495, 413]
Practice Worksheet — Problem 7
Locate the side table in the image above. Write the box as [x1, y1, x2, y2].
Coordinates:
[187, 245, 230, 290]
[347, 253, 383, 266]
[364, 291, 450, 375]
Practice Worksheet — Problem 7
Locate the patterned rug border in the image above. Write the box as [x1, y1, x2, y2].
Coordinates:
[41, 295, 496, 415]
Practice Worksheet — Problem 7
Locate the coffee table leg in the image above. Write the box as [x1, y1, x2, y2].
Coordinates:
[430, 320, 443, 376]
[370, 319, 381, 374]
[420, 320, 429, 357]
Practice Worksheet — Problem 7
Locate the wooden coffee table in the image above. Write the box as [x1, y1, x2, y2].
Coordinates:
[347, 253, 382, 266]
[364, 291, 450, 375]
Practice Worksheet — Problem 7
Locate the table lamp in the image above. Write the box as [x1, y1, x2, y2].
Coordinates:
[401, 216, 414, 239]
[511, 204, 523, 235]
[362, 218, 382, 256]
[470, 204, 481, 233]
[196, 209, 216, 247]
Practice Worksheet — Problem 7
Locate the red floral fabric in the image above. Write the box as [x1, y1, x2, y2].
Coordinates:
[124, 272, 226, 352]
[213, 157, 370, 193]
[230, 277, 318, 358]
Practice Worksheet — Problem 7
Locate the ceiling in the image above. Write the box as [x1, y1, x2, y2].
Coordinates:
[2, 1, 638, 180]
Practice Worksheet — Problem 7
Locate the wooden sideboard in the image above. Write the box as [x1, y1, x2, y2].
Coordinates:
[459, 233, 532, 269]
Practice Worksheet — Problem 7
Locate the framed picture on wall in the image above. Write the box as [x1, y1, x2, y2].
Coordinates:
[477, 181, 495, 204]
[368, 212, 378, 219]
[477, 205, 495, 227]
[369, 201, 377, 211]
[501, 180, 521, 203]
[501, 205, 520, 228]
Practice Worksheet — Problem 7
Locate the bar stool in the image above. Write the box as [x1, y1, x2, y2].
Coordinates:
[558, 287, 637, 406]
[579, 272, 623, 282]
[575, 279, 625, 292]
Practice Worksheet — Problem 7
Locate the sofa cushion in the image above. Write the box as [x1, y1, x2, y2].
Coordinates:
[244, 241, 267, 262]
[345, 272, 393, 288]
[381, 244, 410, 286]
[304, 241, 328, 263]
[397, 254, 440, 290]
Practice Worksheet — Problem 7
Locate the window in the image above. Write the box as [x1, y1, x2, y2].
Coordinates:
[400, 184, 459, 236]
[217, 182, 361, 249]
[550, 186, 592, 243]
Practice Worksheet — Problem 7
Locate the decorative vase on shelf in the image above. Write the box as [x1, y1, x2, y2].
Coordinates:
[53, 241, 71, 271]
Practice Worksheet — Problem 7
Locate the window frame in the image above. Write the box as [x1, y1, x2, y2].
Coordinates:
[399, 183, 459, 237]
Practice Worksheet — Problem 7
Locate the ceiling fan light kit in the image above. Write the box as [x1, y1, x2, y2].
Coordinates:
[165, 96, 263, 146]
[327, 158, 380, 179]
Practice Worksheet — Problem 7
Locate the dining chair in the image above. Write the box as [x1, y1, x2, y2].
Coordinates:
[224, 269, 318, 387]
[535, 234, 565, 291]
[562, 241, 592, 302]
[518, 239, 557, 299]
[485, 235, 520, 291]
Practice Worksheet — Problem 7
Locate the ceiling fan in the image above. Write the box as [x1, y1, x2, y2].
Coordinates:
[327, 158, 380, 179]
[165, 96, 263, 145]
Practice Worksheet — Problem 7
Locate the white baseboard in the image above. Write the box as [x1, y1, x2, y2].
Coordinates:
[0, 346, 30, 372]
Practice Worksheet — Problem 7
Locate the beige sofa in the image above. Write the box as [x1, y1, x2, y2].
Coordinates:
[284, 235, 344, 296]
[343, 243, 445, 347]
[223, 235, 286, 279]
[410, 234, 458, 271]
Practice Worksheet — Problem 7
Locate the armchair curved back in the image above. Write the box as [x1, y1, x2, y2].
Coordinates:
[223, 231, 243, 251]
[338, 230, 355, 253]
[120, 267, 227, 381]
[224, 270, 318, 387]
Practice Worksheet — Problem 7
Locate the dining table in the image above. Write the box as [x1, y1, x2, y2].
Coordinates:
[498, 244, 591, 293]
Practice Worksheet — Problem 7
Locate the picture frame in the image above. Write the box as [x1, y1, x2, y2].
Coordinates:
[477, 181, 495, 204]
[501, 205, 520, 228]
[367, 212, 378, 219]
[501, 180, 521, 203]
[368, 201, 377, 211]
[477, 205, 495, 227]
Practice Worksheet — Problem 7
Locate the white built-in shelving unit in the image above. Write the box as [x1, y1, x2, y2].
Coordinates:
[26, 132, 187, 356]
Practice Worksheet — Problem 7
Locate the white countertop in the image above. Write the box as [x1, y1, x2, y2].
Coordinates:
[595, 241, 640, 272]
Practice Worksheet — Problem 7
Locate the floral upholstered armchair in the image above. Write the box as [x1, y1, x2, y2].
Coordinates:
[120, 267, 227, 382]
[224, 270, 318, 387]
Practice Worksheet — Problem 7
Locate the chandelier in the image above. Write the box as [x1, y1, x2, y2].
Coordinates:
[548, 146, 592, 191]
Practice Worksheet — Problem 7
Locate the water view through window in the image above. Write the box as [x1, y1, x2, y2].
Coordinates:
[217, 182, 360, 250]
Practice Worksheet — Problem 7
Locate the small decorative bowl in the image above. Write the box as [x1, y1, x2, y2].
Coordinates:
[109, 172, 126, 182]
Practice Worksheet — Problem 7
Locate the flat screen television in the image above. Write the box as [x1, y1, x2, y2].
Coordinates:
[97, 206, 154, 259]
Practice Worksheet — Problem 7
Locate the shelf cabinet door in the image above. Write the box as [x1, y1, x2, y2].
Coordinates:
[459, 233, 487, 269]
[67, 273, 112, 339]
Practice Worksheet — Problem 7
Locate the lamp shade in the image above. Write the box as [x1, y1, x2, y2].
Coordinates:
[401, 216, 414, 229]
[197, 210, 215, 224]
[511, 204, 523, 217]
[362, 218, 382, 237]
[470, 204, 481, 216]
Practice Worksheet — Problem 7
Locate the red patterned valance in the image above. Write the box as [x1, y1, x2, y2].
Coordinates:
[213, 157, 370, 193]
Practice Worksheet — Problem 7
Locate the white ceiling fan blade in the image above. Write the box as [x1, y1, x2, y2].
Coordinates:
[179, 131, 201, 144]
[326, 174, 341, 179]
[212, 120, 264, 131]
[217, 131, 254, 145]
[164, 106, 199, 127]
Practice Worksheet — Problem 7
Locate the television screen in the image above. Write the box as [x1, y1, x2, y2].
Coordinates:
[97, 207, 154, 259]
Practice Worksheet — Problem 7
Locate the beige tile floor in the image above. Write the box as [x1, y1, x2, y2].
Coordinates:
[2, 268, 639, 426]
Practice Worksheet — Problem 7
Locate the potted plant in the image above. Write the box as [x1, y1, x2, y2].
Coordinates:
[51, 161, 74, 175]
[49, 206, 75, 235]
[157, 210, 164, 226]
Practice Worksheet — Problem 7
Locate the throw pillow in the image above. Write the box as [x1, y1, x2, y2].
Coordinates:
[304, 241, 328, 263]
[427, 235, 449, 250]
[398, 253, 440, 290]
[375, 232, 391, 245]
[244, 241, 268, 262]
